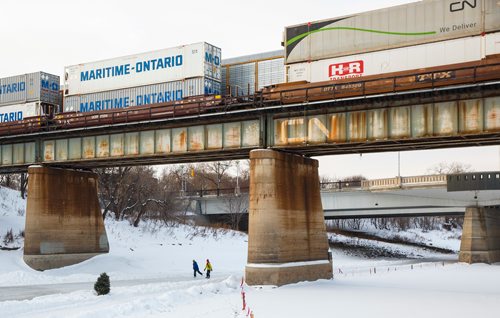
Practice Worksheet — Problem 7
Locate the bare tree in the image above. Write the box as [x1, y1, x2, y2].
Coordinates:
[129, 166, 160, 227]
[346, 218, 365, 230]
[426, 162, 471, 229]
[153, 166, 191, 224]
[96, 167, 133, 220]
[20, 173, 28, 199]
[0, 173, 28, 198]
[92, 161, 252, 229]
[341, 175, 367, 182]
[96, 165, 187, 226]
[222, 194, 248, 230]
[0, 175, 13, 188]
[197, 161, 232, 195]
[427, 162, 473, 174]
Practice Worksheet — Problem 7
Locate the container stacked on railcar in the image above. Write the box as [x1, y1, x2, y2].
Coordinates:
[63, 42, 222, 113]
[221, 50, 284, 96]
[0, 72, 60, 123]
[284, 0, 500, 83]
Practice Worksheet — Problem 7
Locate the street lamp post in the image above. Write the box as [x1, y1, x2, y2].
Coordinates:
[235, 161, 240, 196]
[217, 162, 221, 197]
[180, 165, 186, 197]
[398, 152, 401, 178]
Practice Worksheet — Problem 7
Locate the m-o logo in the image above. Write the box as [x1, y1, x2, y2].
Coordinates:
[328, 60, 364, 79]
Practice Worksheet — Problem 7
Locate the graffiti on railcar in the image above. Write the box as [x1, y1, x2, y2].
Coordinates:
[416, 71, 455, 82]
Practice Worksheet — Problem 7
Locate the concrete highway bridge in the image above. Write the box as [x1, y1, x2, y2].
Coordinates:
[1, 63, 499, 285]
[193, 174, 500, 219]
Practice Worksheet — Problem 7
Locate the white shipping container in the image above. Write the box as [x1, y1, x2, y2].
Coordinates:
[221, 50, 285, 96]
[0, 72, 60, 107]
[287, 33, 500, 83]
[285, 0, 500, 64]
[63, 77, 221, 113]
[0, 102, 41, 123]
[486, 31, 500, 54]
[65, 42, 221, 96]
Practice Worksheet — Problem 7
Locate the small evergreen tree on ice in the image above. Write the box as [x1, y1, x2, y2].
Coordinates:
[94, 272, 110, 295]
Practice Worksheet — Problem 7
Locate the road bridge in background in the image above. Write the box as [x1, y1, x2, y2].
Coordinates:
[193, 173, 500, 219]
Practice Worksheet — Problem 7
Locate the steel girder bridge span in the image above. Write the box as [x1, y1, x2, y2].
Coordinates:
[0, 82, 499, 173]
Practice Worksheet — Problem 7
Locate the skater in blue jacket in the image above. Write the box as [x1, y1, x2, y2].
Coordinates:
[193, 260, 203, 277]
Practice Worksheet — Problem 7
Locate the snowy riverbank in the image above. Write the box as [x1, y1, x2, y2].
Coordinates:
[1, 186, 499, 317]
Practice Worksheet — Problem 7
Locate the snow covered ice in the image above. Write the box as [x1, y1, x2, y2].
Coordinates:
[1, 185, 500, 317]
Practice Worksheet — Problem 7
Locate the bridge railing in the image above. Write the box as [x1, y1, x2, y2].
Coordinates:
[361, 175, 447, 190]
[179, 187, 250, 198]
[183, 181, 366, 197]
[179, 175, 448, 197]
[361, 177, 401, 189]
[402, 175, 447, 185]
[320, 180, 362, 191]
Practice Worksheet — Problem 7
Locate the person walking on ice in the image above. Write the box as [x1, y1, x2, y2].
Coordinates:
[193, 260, 203, 278]
[204, 259, 213, 278]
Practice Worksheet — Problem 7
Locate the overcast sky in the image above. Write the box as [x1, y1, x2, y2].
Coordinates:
[1, 0, 498, 179]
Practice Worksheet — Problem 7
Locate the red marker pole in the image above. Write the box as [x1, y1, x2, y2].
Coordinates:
[241, 277, 246, 310]
[242, 291, 246, 310]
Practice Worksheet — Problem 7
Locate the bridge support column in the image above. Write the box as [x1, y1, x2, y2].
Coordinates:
[459, 206, 500, 264]
[245, 150, 332, 286]
[24, 166, 109, 270]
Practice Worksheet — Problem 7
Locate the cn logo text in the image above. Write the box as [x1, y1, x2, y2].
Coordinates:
[450, 0, 476, 12]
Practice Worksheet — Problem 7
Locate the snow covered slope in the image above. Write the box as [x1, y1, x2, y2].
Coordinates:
[0, 186, 25, 249]
[1, 186, 499, 318]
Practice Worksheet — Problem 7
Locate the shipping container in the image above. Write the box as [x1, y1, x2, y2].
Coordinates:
[287, 32, 500, 83]
[0, 102, 42, 123]
[65, 42, 221, 96]
[284, 0, 500, 64]
[221, 50, 285, 96]
[0, 72, 60, 107]
[63, 77, 221, 112]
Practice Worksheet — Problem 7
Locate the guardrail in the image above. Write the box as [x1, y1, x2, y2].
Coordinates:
[318, 175, 447, 192]
[361, 175, 447, 190]
[180, 187, 249, 198]
[320, 180, 362, 190]
[180, 175, 448, 197]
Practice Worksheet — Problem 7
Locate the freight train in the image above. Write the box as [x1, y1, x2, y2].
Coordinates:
[0, 0, 499, 137]
[1, 56, 499, 137]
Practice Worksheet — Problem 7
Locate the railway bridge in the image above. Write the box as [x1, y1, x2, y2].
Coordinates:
[1, 62, 500, 285]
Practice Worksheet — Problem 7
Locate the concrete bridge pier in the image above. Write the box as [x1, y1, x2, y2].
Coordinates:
[245, 150, 332, 286]
[459, 206, 500, 264]
[24, 166, 109, 271]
